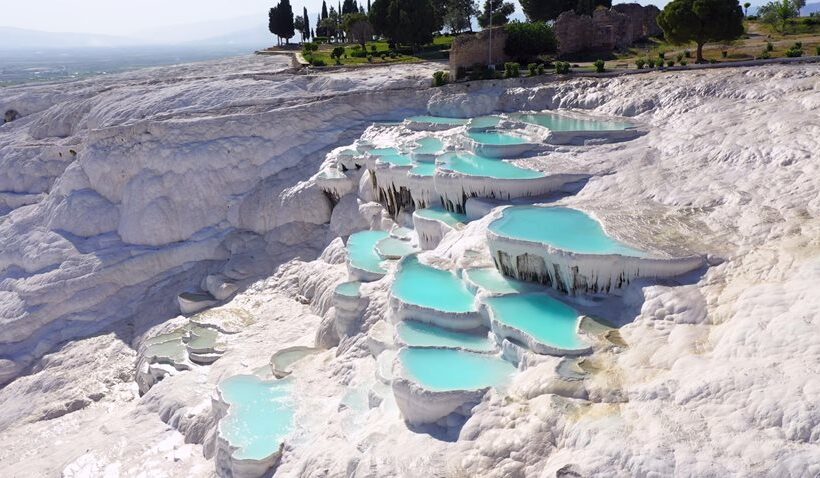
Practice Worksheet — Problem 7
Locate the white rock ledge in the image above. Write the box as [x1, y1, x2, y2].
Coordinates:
[413, 211, 459, 250]
[484, 306, 593, 356]
[487, 228, 705, 295]
[389, 294, 484, 331]
[391, 376, 489, 425]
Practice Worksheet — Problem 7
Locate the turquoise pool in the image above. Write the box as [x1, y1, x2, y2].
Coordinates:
[335, 281, 362, 297]
[409, 162, 437, 177]
[489, 206, 646, 256]
[414, 207, 468, 227]
[485, 293, 586, 350]
[463, 267, 535, 294]
[376, 237, 419, 259]
[392, 256, 476, 313]
[468, 130, 528, 145]
[218, 375, 295, 461]
[369, 147, 399, 155]
[440, 153, 544, 179]
[469, 116, 503, 129]
[408, 115, 469, 126]
[396, 320, 496, 352]
[414, 137, 444, 155]
[375, 152, 414, 167]
[514, 112, 631, 131]
[347, 230, 390, 274]
[399, 347, 516, 391]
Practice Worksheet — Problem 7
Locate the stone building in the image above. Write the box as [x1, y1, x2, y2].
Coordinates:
[448, 27, 509, 78]
[555, 3, 661, 57]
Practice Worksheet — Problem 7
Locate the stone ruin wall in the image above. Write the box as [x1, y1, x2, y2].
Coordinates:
[556, 3, 662, 57]
[448, 27, 509, 78]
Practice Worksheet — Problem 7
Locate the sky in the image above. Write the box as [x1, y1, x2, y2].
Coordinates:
[3, 0, 674, 36]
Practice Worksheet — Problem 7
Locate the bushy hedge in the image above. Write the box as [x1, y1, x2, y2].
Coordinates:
[555, 61, 571, 74]
[432, 71, 448, 86]
[593, 59, 605, 72]
[504, 62, 520, 78]
[504, 21, 558, 63]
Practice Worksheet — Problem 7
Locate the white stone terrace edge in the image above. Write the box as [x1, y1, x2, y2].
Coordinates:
[486, 227, 705, 295]
[391, 351, 493, 425]
[388, 293, 485, 331]
[481, 303, 593, 356]
[213, 377, 286, 478]
[412, 210, 458, 250]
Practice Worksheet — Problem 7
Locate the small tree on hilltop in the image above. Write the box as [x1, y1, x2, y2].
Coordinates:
[478, 0, 515, 28]
[657, 0, 744, 63]
[758, 0, 799, 32]
[445, 0, 478, 33]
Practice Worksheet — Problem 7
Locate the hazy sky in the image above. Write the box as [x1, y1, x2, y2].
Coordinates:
[3, 0, 669, 36]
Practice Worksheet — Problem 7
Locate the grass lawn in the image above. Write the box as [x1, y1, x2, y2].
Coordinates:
[303, 35, 453, 66]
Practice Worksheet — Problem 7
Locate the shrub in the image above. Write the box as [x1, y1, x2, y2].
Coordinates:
[456, 66, 468, 80]
[766, 41, 774, 52]
[635, 58, 646, 69]
[528, 63, 538, 76]
[555, 61, 571, 74]
[785, 47, 803, 57]
[311, 59, 326, 66]
[593, 59, 605, 72]
[302, 42, 319, 54]
[367, 55, 374, 63]
[760, 50, 771, 59]
[433, 71, 448, 87]
[666, 60, 675, 67]
[676, 53, 684, 62]
[709, 58, 718, 64]
[794, 41, 803, 49]
[721, 50, 728, 58]
[504, 22, 558, 63]
[817, 46, 820, 56]
[658, 51, 665, 60]
[331, 46, 345, 65]
[370, 44, 378, 53]
[679, 60, 688, 66]
[647, 58, 656, 68]
[684, 50, 691, 58]
[504, 62, 520, 78]
[351, 49, 368, 58]
[537, 64, 546, 75]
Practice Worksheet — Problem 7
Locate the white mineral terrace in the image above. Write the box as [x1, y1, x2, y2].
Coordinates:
[0, 57, 817, 478]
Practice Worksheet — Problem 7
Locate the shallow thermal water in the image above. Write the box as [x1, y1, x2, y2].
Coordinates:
[513, 112, 631, 131]
[485, 293, 586, 350]
[375, 152, 414, 167]
[335, 281, 362, 297]
[463, 267, 535, 295]
[489, 206, 646, 256]
[376, 237, 420, 259]
[396, 320, 496, 352]
[392, 256, 476, 313]
[409, 162, 437, 177]
[414, 207, 469, 227]
[218, 375, 295, 461]
[440, 153, 544, 179]
[347, 230, 390, 274]
[407, 115, 469, 126]
[413, 137, 444, 155]
[398, 347, 516, 391]
[468, 130, 528, 145]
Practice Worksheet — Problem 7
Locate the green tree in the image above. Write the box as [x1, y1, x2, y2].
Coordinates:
[657, 0, 744, 62]
[343, 0, 359, 14]
[268, 3, 295, 45]
[322, 0, 329, 19]
[304, 7, 311, 40]
[370, 0, 437, 46]
[520, 0, 576, 21]
[743, 1, 751, 15]
[503, 21, 558, 62]
[344, 13, 374, 46]
[444, 0, 478, 32]
[758, 0, 799, 32]
[294, 15, 306, 42]
[477, 0, 515, 28]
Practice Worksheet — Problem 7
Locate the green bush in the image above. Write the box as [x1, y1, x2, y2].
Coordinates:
[528, 63, 538, 76]
[785, 47, 803, 57]
[647, 58, 656, 68]
[433, 71, 448, 87]
[593, 59, 605, 72]
[555, 61, 571, 74]
[537, 64, 545, 75]
[666, 60, 675, 67]
[684, 50, 691, 58]
[302, 42, 319, 55]
[766, 41, 774, 52]
[679, 60, 687, 66]
[636, 58, 646, 69]
[370, 44, 378, 53]
[676, 53, 684, 62]
[795, 42, 803, 49]
[709, 58, 718, 64]
[760, 50, 771, 59]
[331, 46, 345, 65]
[350, 49, 368, 58]
[504, 22, 558, 63]
[311, 59, 326, 66]
[658, 51, 665, 60]
[816, 46, 820, 56]
[721, 50, 728, 58]
[504, 62, 521, 78]
[367, 55, 374, 63]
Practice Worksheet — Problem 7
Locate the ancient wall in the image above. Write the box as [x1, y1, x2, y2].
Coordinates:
[448, 28, 509, 78]
[556, 3, 661, 57]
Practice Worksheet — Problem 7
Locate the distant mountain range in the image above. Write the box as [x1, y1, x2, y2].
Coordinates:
[1, 15, 276, 51]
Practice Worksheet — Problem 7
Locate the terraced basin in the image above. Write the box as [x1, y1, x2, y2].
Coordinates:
[413, 137, 444, 156]
[396, 320, 496, 352]
[409, 162, 436, 177]
[413, 207, 469, 228]
[439, 153, 544, 179]
[217, 375, 295, 463]
[488, 206, 645, 256]
[468, 130, 528, 145]
[347, 230, 390, 279]
[397, 347, 515, 392]
[392, 256, 476, 314]
[513, 112, 632, 131]
[334, 281, 362, 298]
[375, 236, 420, 259]
[407, 115, 469, 126]
[463, 267, 535, 295]
[484, 293, 590, 355]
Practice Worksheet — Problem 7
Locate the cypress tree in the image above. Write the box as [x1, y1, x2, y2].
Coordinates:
[322, 0, 329, 19]
[304, 6, 311, 39]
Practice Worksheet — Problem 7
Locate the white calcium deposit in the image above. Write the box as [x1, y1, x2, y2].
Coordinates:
[0, 55, 818, 477]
